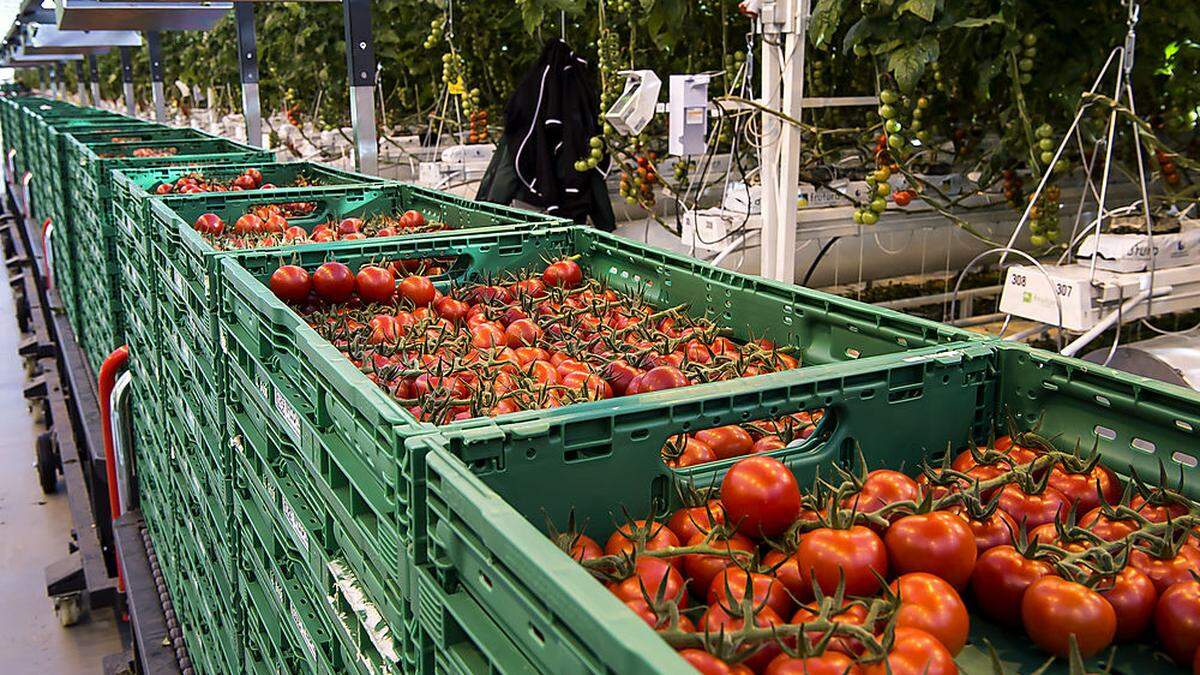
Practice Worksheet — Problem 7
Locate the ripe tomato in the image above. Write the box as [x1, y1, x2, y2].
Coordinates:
[1129, 545, 1200, 594]
[694, 425, 754, 460]
[638, 365, 691, 392]
[399, 209, 427, 228]
[682, 530, 753, 595]
[609, 557, 688, 608]
[1156, 581, 1200, 665]
[355, 265, 395, 303]
[699, 604, 784, 672]
[765, 652, 862, 675]
[367, 315, 399, 344]
[283, 225, 308, 242]
[678, 649, 736, 675]
[269, 265, 311, 303]
[996, 484, 1068, 528]
[234, 213, 263, 234]
[336, 217, 362, 234]
[244, 167, 263, 186]
[795, 526, 888, 596]
[1047, 464, 1120, 513]
[884, 511, 977, 589]
[893, 190, 913, 207]
[947, 505, 1017, 554]
[434, 297, 469, 323]
[789, 602, 868, 655]
[1130, 495, 1189, 523]
[542, 259, 583, 288]
[556, 533, 601, 562]
[604, 519, 680, 559]
[862, 627, 956, 675]
[720, 456, 802, 539]
[762, 549, 808, 603]
[890, 572, 970, 655]
[193, 212, 223, 234]
[753, 436, 787, 453]
[1021, 576, 1116, 658]
[1100, 566, 1157, 642]
[312, 262, 355, 302]
[562, 371, 613, 400]
[398, 275, 436, 307]
[844, 469, 921, 516]
[263, 213, 288, 234]
[1079, 507, 1138, 541]
[504, 319, 543, 347]
[622, 598, 694, 632]
[708, 567, 794, 620]
[667, 501, 724, 542]
[970, 545, 1053, 626]
[670, 437, 717, 468]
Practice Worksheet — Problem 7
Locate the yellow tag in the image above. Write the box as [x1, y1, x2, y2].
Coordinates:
[448, 77, 466, 96]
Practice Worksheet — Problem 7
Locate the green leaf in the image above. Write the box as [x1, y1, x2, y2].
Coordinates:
[897, 0, 936, 22]
[954, 14, 1003, 28]
[809, 0, 847, 49]
[887, 35, 939, 91]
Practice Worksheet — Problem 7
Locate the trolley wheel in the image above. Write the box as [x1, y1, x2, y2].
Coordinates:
[36, 431, 58, 494]
[53, 593, 82, 626]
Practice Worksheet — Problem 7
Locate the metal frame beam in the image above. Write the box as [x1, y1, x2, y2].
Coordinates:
[87, 53, 100, 106]
[145, 31, 166, 122]
[343, 0, 378, 175]
[234, 3, 261, 147]
[119, 46, 135, 116]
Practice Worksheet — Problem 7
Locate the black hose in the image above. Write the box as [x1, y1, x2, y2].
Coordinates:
[801, 236, 840, 287]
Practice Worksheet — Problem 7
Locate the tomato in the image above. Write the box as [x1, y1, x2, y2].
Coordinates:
[367, 315, 399, 344]
[1021, 576, 1116, 658]
[604, 519, 681, 559]
[667, 501, 724, 542]
[193, 212, 223, 234]
[720, 456, 802, 539]
[884, 511, 977, 589]
[708, 567, 794, 620]
[556, 533, 601, 562]
[694, 425, 754, 460]
[699, 604, 784, 672]
[1157, 581, 1200, 665]
[844, 469, 921, 516]
[399, 209, 427, 228]
[890, 573, 970, 655]
[947, 505, 1017, 554]
[269, 265, 311, 303]
[542, 259, 583, 288]
[263, 213, 288, 234]
[234, 213, 263, 234]
[1079, 507, 1138, 541]
[312, 262, 355, 302]
[1047, 464, 1120, 513]
[682, 530, 753, 595]
[789, 602, 867, 655]
[283, 225, 308, 242]
[355, 265, 395, 303]
[510, 278, 546, 298]
[1100, 566, 1157, 642]
[244, 167, 263, 186]
[1131, 495, 1190, 523]
[678, 649, 735, 675]
[893, 190, 913, 207]
[670, 437, 717, 468]
[562, 371, 613, 400]
[970, 545, 1053, 626]
[610, 557, 688, 608]
[996, 484, 1068, 528]
[765, 652, 862, 675]
[795, 526, 888, 596]
[434, 297, 469, 323]
[753, 436, 787, 453]
[1129, 544, 1200, 594]
[862, 627, 956, 675]
[398, 275, 436, 307]
[638, 365, 691, 392]
[336, 217, 362, 234]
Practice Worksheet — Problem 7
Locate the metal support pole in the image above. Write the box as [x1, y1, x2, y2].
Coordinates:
[74, 61, 86, 105]
[88, 54, 101, 107]
[55, 62, 65, 100]
[146, 31, 166, 123]
[758, 27, 781, 281]
[343, 0, 378, 175]
[37, 66, 46, 93]
[119, 47, 136, 117]
[234, 3, 262, 147]
[771, 1, 807, 284]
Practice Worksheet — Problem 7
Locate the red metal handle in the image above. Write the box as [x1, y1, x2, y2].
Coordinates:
[39, 218, 52, 290]
[98, 345, 129, 593]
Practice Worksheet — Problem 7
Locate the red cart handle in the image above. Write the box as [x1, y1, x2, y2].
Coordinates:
[98, 345, 129, 593]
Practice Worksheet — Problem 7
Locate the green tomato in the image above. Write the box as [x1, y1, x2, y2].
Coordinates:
[1045, 229, 1059, 239]
[590, 148, 603, 160]
[870, 197, 888, 213]
[574, 160, 588, 172]
[909, 119, 923, 132]
[626, 196, 637, 205]
[1040, 151, 1054, 164]
[875, 182, 891, 197]
[879, 104, 897, 120]
[861, 210, 879, 225]
[916, 130, 931, 143]
[853, 43, 870, 57]
[887, 133, 905, 149]
[1030, 234, 1047, 247]
[1024, 46, 1037, 59]
[880, 89, 899, 105]
[1038, 138, 1054, 151]
[853, 210, 864, 224]
[885, 119, 902, 134]
[1054, 159, 1069, 173]
[1019, 73, 1032, 85]
[589, 136, 603, 149]
[1019, 58, 1034, 72]
[1036, 123, 1053, 139]
[874, 167, 891, 182]
[1023, 33, 1038, 47]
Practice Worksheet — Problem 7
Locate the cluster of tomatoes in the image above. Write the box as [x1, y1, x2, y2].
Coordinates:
[154, 167, 314, 195]
[266, 259, 802, 424]
[663, 413, 821, 469]
[467, 109, 490, 144]
[620, 152, 660, 207]
[131, 147, 178, 158]
[192, 209, 443, 252]
[1157, 149, 1184, 188]
[561, 433, 1200, 674]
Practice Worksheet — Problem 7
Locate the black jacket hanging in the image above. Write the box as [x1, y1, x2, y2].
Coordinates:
[476, 38, 615, 231]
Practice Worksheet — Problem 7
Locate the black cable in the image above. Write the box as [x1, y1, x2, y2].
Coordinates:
[801, 236, 841, 287]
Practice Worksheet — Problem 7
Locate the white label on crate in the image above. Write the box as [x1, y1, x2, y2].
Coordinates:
[274, 388, 301, 440]
[219, 330, 227, 351]
[258, 380, 270, 406]
[282, 495, 310, 553]
[203, 273, 210, 295]
[290, 604, 317, 660]
[173, 267, 184, 294]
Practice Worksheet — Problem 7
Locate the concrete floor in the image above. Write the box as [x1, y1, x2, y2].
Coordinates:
[0, 273, 124, 671]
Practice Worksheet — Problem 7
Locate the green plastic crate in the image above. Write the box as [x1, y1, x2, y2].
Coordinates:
[413, 341, 1199, 675]
[215, 225, 984, 622]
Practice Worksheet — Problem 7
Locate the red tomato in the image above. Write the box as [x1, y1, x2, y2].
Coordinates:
[234, 213, 263, 234]
[263, 213, 288, 234]
[678, 649, 735, 675]
[720, 456, 802, 538]
[1047, 464, 1120, 513]
[699, 604, 784, 672]
[398, 275, 436, 306]
[708, 567, 794, 620]
[789, 602, 868, 655]
[893, 190, 913, 207]
[355, 265, 395, 304]
[312, 262, 355, 302]
[862, 627, 956, 675]
[622, 598, 694, 632]
[753, 436, 787, 453]
[682, 530, 754, 595]
[609, 557, 688, 608]
[1021, 576, 1116, 658]
[694, 425, 754, 460]
[1156, 581, 1200, 665]
[671, 437, 717, 468]
[762, 549, 808, 603]
[336, 217, 362, 234]
[366, 315, 399, 344]
[890, 572, 970, 655]
[948, 505, 1017, 554]
[283, 225, 307, 242]
[399, 209, 427, 228]
[542, 259, 583, 288]
[504, 318, 543, 347]
[844, 469, 921, 516]
[970, 545, 1053, 626]
[434, 297, 470, 323]
[639, 365, 691, 392]
[667, 501, 724, 542]
[604, 519, 680, 559]
[556, 533, 601, 562]
[1079, 507, 1139, 541]
[1129, 545, 1200, 594]
[1100, 566, 1157, 642]
[884, 511, 977, 589]
[562, 371, 613, 400]
[1131, 495, 1189, 523]
[244, 167, 263, 186]
[269, 265, 311, 303]
[765, 652, 862, 675]
[795, 526, 888, 596]
[193, 212, 223, 234]
[996, 484, 1068, 528]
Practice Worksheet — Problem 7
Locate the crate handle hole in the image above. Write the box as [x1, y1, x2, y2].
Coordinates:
[1095, 395, 1111, 407]
[631, 429, 649, 441]
[529, 623, 546, 645]
[1131, 438, 1156, 454]
[1175, 420, 1193, 433]
[478, 571, 493, 590]
[1093, 426, 1117, 441]
[845, 348, 861, 359]
[525, 448, 536, 460]
[1172, 452, 1198, 468]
